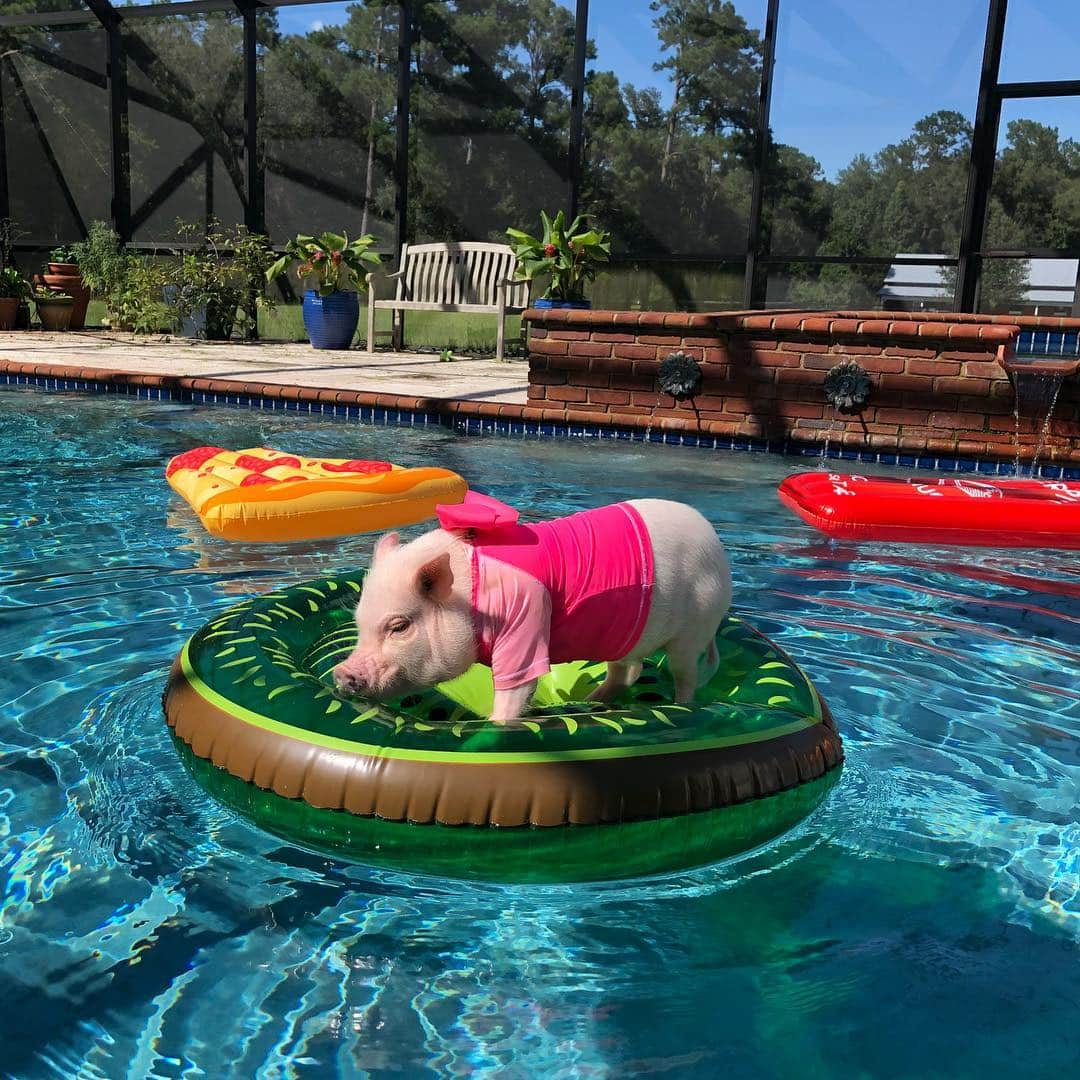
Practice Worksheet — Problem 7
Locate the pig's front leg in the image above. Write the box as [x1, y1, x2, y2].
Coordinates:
[489, 680, 539, 725]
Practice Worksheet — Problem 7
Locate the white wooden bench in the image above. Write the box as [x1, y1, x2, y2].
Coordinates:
[365, 242, 530, 362]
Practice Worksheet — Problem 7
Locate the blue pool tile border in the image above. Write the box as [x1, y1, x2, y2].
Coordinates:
[3, 370, 1079, 480]
[1015, 329, 1080, 357]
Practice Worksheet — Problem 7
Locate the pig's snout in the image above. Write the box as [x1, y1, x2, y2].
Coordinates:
[333, 656, 375, 697]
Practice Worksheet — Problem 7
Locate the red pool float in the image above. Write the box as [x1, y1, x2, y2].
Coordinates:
[778, 471, 1080, 548]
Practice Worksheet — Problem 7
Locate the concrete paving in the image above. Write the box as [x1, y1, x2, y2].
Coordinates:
[0, 330, 529, 404]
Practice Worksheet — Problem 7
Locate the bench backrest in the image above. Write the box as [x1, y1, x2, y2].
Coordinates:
[395, 242, 530, 307]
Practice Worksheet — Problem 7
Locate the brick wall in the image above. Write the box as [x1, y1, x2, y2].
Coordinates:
[524, 309, 1080, 465]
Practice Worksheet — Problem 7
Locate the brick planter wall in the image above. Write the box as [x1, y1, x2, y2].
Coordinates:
[523, 308, 1080, 466]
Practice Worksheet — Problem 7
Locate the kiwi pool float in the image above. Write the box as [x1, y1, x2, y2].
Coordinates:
[163, 574, 843, 883]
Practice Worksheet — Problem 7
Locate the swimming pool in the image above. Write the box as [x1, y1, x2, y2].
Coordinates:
[1, 389, 1077, 1078]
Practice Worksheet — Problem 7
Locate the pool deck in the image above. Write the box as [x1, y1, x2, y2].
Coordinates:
[0, 330, 529, 405]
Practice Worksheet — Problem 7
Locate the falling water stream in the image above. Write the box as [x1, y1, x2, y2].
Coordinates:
[1011, 367, 1067, 476]
[821, 412, 840, 461]
[1031, 374, 1065, 472]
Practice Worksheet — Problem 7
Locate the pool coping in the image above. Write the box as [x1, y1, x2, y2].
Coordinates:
[3, 357, 1079, 479]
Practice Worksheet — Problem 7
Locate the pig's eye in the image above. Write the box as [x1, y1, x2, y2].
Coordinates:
[387, 618, 411, 635]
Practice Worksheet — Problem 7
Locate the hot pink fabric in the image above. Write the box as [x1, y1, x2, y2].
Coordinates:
[437, 496, 655, 690]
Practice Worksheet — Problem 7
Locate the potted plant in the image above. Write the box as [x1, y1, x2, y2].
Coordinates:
[266, 231, 381, 349]
[70, 221, 130, 328]
[165, 220, 276, 341]
[33, 287, 75, 332]
[0, 217, 32, 328]
[0, 266, 29, 329]
[41, 244, 91, 329]
[230, 227, 277, 340]
[165, 252, 241, 341]
[111, 258, 171, 334]
[506, 210, 611, 309]
[70, 221, 170, 333]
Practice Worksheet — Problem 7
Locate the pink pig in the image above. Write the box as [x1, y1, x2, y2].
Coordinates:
[333, 494, 732, 724]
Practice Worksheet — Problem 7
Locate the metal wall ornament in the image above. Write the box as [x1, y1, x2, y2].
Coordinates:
[823, 361, 872, 414]
[657, 350, 703, 401]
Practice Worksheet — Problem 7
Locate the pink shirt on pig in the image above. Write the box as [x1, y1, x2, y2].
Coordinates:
[439, 498, 654, 690]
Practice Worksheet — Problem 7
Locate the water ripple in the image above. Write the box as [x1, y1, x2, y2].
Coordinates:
[1, 391, 1077, 1078]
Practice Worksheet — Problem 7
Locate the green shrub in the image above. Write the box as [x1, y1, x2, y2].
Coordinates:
[71, 222, 169, 332]
[0, 266, 29, 300]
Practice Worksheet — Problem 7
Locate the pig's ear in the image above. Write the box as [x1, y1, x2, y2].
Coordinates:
[373, 531, 400, 564]
[415, 551, 454, 602]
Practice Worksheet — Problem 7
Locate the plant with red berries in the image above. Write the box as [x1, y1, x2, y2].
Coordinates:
[506, 210, 610, 302]
[266, 231, 382, 297]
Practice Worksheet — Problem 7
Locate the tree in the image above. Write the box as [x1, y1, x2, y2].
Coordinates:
[406, 0, 579, 242]
[651, 0, 761, 181]
[5, 0, 1080, 316]
[258, 3, 397, 243]
[811, 110, 972, 260]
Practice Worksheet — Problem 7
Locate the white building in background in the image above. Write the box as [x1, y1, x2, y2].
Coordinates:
[878, 253, 1080, 315]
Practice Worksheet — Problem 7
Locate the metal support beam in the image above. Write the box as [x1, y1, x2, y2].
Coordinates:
[205, 143, 214, 235]
[394, 0, 412, 257]
[956, 0, 1008, 312]
[1, 2, 248, 28]
[393, 0, 412, 349]
[106, 26, 131, 241]
[15, 40, 206, 131]
[86, 0, 132, 242]
[996, 78, 1080, 98]
[743, 0, 779, 309]
[130, 143, 210, 234]
[239, 1, 264, 235]
[96, 0, 247, 231]
[0, 60, 8, 223]
[566, 0, 589, 222]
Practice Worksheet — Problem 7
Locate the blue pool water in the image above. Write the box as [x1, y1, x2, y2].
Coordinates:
[1, 389, 1077, 1078]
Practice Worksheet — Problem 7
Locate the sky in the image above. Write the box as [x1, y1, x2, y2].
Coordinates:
[274, 0, 1080, 180]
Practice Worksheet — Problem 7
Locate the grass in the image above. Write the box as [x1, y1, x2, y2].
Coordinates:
[258, 305, 524, 354]
[77, 261, 744, 352]
[82, 299, 523, 355]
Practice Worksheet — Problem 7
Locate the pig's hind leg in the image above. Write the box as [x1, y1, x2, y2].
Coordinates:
[587, 659, 644, 703]
[698, 638, 720, 685]
[667, 630, 721, 704]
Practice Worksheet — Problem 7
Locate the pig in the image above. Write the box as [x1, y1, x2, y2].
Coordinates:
[333, 494, 731, 724]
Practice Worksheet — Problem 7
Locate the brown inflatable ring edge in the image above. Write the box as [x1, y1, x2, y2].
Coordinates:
[164, 658, 843, 829]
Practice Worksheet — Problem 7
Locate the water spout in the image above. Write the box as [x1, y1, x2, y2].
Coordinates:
[820, 361, 871, 460]
[1004, 353, 1078, 475]
[823, 361, 872, 414]
[651, 351, 704, 441]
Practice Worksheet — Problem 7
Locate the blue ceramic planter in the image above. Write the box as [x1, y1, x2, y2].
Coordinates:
[303, 289, 360, 350]
[534, 298, 591, 310]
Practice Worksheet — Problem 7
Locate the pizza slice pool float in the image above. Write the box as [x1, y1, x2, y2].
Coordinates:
[166, 446, 467, 542]
[779, 471, 1080, 548]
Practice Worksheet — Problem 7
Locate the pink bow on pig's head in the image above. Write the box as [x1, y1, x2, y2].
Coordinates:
[435, 491, 519, 532]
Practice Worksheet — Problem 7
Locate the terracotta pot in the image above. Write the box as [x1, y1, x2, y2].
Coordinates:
[0, 297, 18, 330]
[42, 265, 90, 329]
[36, 297, 74, 332]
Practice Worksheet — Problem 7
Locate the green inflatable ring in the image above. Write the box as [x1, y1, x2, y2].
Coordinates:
[164, 573, 843, 883]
